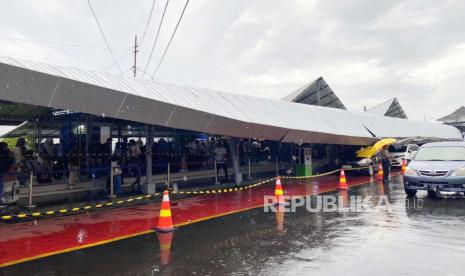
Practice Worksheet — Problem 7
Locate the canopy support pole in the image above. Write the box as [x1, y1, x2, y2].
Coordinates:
[228, 137, 242, 185]
[35, 117, 40, 156]
[85, 118, 91, 178]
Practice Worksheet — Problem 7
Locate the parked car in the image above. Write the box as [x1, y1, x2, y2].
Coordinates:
[403, 142, 465, 197]
[388, 144, 419, 167]
[342, 157, 375, 176]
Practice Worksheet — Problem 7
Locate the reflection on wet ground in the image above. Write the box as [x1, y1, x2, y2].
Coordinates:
[4, 175, 465, 276]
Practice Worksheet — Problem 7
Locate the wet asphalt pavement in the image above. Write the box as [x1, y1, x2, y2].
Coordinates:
[3, 175, 465, 276]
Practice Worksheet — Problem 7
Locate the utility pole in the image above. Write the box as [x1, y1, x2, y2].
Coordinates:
[132, 35, 138, 78]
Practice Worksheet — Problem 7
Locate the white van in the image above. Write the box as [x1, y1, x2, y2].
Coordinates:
[388, 144, 419, 167]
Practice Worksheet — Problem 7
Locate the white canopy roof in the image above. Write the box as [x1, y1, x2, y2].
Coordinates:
[0, 56, 461, 145]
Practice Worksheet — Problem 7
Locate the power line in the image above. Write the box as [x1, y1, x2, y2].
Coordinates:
[119, 66, 134, 76]
[140, 0, 157, 46]
[136, 68, 150, 75]
[87, 0, 123, 73]
[101, 49, 133, 71]
[101, 0, 157, 72]
[142, 0, 170, 78]
[151, 0, 190, 78]
[0, 36, 127, 51]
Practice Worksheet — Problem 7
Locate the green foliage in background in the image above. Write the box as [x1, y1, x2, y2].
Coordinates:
[0, 137, 36, 150]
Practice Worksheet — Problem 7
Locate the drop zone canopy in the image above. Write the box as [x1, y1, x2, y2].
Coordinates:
[0, 56, 461, 145]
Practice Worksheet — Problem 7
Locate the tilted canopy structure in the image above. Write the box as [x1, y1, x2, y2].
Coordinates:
[281, 77, 346, 109]
[0, 56, 461, 145]
[0, 100, 51, 125]
[365, 98, 408, 119]
[438, 106, 465, 133]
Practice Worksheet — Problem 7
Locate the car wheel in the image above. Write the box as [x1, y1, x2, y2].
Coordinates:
[427, 190, 438, 198]
[405, 188, 417, 197]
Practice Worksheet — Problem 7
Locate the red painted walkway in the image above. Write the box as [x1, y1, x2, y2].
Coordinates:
[0, 174, 383, 267]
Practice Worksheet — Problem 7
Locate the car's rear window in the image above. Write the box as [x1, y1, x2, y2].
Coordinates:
[414, 146, 465, 161]
[389, 145, 407, 153]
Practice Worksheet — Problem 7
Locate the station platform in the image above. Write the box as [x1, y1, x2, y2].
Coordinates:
[15, 161, 284, 205]
[0, 173, 386, 267]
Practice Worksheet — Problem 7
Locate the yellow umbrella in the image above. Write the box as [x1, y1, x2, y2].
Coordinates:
[357, 138, 397, 158]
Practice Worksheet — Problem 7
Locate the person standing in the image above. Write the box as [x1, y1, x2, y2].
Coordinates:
[39, 138, 55, 172]
[110, 154, 123, 195]
[121, 137, 129, 177]
[0, 142, 13, 204]
[380, 145, 391, 183]
[127, 139, 141, 192]
[102, 138, 112, 155]
[68, 143, 80, 189]
[13, 138, 26, 166]
[137, 139, 146, 175]
[102, 138, 113, 178]
[214, 142, 228, 182]
[14, 138, 27, 186]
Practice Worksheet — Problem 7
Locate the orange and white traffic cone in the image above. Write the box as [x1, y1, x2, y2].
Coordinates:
[377, 163, 384, 181]
[338, 169, 349, 190]
[157, 231, 173, 265]
[401, 159, 407, 175]
[156, 190, 174, 232]
[274, 176, 285, 205]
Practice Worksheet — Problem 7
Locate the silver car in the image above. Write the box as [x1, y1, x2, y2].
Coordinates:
[403, 142, 465, 197]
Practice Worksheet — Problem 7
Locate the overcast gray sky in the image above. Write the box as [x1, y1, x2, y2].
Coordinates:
[1, 0, 464, 122]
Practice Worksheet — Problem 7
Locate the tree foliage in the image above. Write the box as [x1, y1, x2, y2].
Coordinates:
[0, 137, 36, 150]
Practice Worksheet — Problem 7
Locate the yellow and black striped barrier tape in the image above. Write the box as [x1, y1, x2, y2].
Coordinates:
[344, 165, 377, 171]
[0, 193, 161, 222]
[281, 169, 341, 180]
[281, 165, 376, 180]
[0, 177, 277, 222]
[170, 177, 276, 196]
[0, 176, 274, 221]
[0, 165, 377, 222]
